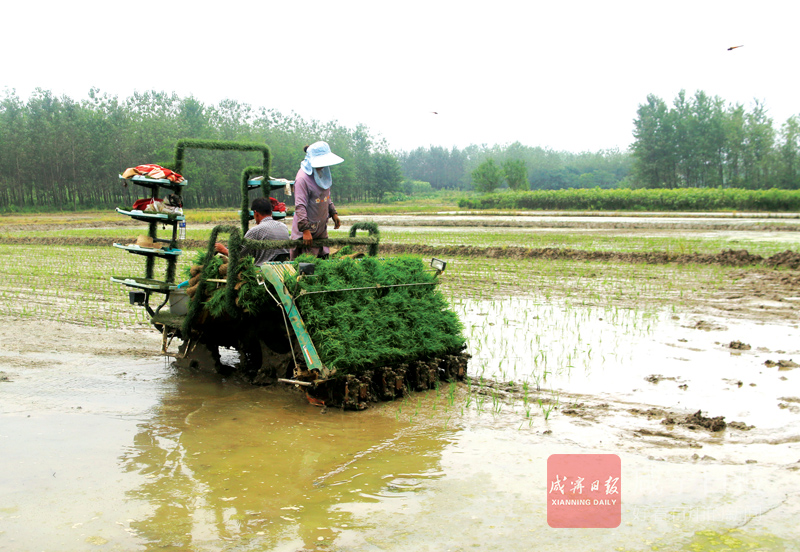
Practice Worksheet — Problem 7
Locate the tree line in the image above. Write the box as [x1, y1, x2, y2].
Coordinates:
[0, 88, 403, 210]
[404, 91, 800, 193]
[3, 88, 798, 212]
[0, 88, 635, 212]
[399, 143, 632, 191]
[631, 90, 800, 190]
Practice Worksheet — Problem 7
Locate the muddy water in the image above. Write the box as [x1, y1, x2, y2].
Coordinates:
[1, 355, 408, 551]
[2, 298, 800, 551]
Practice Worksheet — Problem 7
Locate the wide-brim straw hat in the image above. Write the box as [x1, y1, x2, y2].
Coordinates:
[307, 141, 344, 168]
[133, 235, 155, 247]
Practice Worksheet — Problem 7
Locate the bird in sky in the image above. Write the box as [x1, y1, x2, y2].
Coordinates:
[431, 111, 439, 115]
[727, 45, 744, 51]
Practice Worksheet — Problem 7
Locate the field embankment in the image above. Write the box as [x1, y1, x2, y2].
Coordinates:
[2, 235, 798, 269]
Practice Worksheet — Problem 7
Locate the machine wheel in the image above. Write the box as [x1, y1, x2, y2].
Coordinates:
[236, 338, 263, 379]
[175, 339, 222, 373]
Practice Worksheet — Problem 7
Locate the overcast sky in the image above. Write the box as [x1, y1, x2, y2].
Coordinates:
[2, 0, 797, 154]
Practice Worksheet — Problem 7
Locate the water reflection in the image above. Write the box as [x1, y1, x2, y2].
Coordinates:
[120, 370, 454, 551]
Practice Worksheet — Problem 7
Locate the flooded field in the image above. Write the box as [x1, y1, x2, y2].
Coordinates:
[2, 303, 799, 551]
[1, 212, 799, 551]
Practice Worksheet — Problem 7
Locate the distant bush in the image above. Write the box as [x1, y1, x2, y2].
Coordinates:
[381, 191, 409, 203]
[457, 188, 800, 212]
[401, 179, 434, 196]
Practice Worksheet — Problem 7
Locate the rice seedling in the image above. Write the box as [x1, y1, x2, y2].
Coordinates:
[0, 244, 193, 329]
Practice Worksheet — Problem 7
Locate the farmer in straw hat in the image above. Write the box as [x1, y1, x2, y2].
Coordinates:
[290, 141, 343, 260]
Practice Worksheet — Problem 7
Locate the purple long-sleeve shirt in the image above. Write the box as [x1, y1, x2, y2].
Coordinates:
[290, 169, 337, 258]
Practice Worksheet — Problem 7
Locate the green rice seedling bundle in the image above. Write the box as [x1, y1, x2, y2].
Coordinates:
[285, 254, 465, 374]
[182, 250, 465, 377]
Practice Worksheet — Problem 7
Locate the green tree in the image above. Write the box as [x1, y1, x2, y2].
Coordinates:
[631, 93, 676, 188]
[371, 152, 403, 201]
[777, 115, 800, 189]
[742, 101, 775, 189]
[688, 91, 726, 188]
[630, 91, 791, 190]
[503, 159, 528, 190]
[722, 104, 746, 188]
[399, 146, 467, 189]
[471, 158, 503, 193]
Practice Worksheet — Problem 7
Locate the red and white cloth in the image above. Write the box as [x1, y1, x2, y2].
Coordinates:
[123, 164, 185, 183]
[135, 164, 185, 183]
[131, 197, 183, 215]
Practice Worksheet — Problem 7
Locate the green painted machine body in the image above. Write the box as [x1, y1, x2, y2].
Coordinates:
[259, 262, 327, 377]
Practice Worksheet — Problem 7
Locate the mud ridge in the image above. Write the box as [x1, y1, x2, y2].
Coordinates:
[628, 407, 755, 432]
[381, 244, 800, 269]
[349, 218, 800, 232]
[2, 237, 799, 269]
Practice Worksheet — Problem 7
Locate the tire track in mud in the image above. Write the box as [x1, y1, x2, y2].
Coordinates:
[2, 236, 800, 269]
